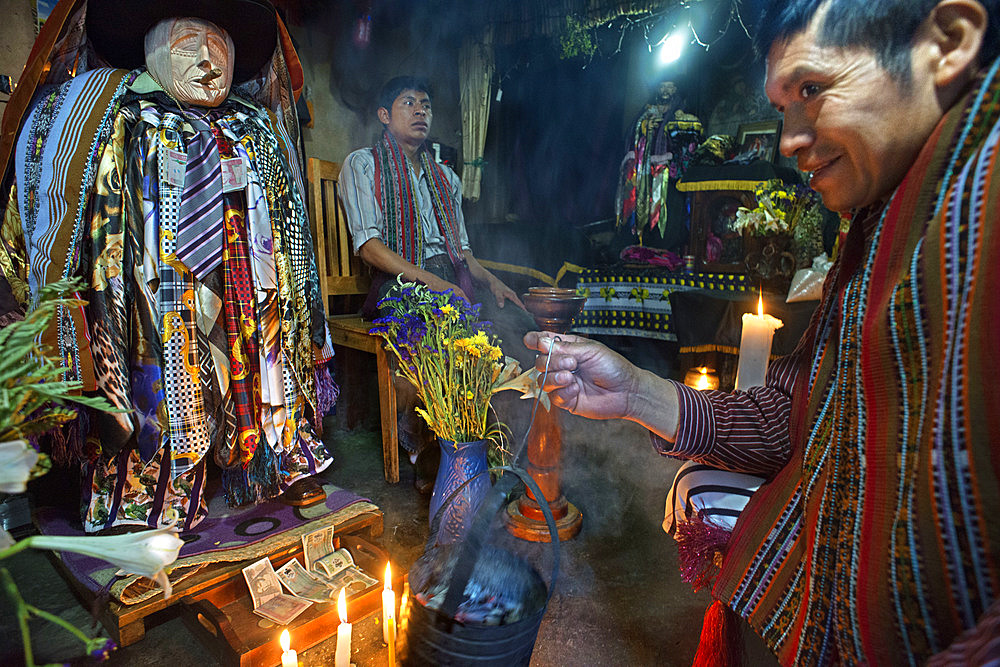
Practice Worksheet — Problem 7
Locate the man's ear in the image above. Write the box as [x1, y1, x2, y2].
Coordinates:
[377, 106, 390, 125]
[926, 0, 988, 88]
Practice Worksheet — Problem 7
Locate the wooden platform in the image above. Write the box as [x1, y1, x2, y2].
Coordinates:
[45, 508, 383, 648]
[182, 534, 391, 667]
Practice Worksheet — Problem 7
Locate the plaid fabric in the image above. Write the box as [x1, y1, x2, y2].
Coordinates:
[40, 92, 333, 530]
[222, 193, 263, 466]
[150, 107, 212, 472]
[241, 111, 320, 412]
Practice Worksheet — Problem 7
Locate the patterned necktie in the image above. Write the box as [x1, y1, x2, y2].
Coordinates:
[175, 115, 224, 279]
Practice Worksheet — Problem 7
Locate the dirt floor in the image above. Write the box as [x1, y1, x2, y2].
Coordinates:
[0, 339, 778, 666]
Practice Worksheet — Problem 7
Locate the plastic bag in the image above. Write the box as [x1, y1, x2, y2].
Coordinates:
[786, 254, 832, 302]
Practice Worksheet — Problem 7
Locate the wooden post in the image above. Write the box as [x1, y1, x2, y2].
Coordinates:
[505, 288, 584, 542]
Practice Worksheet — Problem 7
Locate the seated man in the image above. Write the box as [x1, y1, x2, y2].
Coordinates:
[1, 0, 334, 533]
[341, 76, 535, 484]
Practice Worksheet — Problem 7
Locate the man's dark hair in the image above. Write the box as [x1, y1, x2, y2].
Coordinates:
[753, 0, 1000, 84]
[377, 76, 432, 113]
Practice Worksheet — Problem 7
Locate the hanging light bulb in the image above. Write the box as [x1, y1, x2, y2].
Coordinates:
[353, 0, 372, 48]
[353, 13, 372, 48]
[659, 30, 686, 64]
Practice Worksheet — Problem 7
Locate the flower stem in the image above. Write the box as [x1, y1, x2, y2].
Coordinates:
[1, 567, 35, 666]
[0, 535, 34, 561]
[24, 602, 93, 644]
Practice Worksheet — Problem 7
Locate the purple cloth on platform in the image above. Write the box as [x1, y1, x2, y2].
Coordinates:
[34, 485, 369, 596]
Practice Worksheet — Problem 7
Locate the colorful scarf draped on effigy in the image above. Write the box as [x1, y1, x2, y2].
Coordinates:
[615, 110, 701, 243]
[371, 130, 473, 299]
[713, 58, 1000, 664]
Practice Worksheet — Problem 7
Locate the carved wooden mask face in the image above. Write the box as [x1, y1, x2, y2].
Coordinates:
[144, 18, 234, 107]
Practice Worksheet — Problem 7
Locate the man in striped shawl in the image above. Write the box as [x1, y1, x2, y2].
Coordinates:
[526, 0, 1000, 663]
[341, 76, 535, 487]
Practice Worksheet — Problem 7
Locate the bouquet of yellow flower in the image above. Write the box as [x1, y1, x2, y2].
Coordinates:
[733, 178, 823, 236]
[371, 278, 520, 448]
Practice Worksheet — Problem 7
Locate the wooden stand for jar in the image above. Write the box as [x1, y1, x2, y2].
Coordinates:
[505, 288, 585, 542]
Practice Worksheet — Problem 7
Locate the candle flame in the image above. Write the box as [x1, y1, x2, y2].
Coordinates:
[338, 588, 347, 623]
[695, 369, 709, 391]
[280, 629, 290, 652]
[385, 562, 392, 591]
[757, 292, 764, 317]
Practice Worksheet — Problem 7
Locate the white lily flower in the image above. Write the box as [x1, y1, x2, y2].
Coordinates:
[0, 439, 39, 494]
[29, 525, 184, 598]
[494, 367, 551, 411]
[493, 357, 522, 387]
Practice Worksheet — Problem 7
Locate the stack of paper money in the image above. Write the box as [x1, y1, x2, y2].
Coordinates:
[301, 525, 379, 598]
[241, 557, 312, 624]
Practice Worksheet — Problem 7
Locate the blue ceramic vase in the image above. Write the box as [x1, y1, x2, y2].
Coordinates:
[428, 438, 491, 543]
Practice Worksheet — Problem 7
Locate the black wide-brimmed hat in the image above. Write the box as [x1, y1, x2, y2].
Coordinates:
[85, 0, 278, 83]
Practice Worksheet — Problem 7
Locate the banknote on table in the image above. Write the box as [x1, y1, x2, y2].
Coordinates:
[326, 565, 379, 598]
[302, 525, 335, 572]
[276, 558, 337, 603]
[312, 547, 355, 580]
[242, 557, 312, 624]
[254, 593, 313, 625]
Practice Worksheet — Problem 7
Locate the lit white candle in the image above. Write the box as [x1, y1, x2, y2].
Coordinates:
[382, 563, 396, 645]
[335, 588, 352, 667]
[279, 629, 298, 667]
[398, 580, 410, 637]
[735, 293, 783, 391]
[386, 600, 397, 667]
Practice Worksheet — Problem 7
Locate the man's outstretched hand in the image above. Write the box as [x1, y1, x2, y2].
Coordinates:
[523, 331, 638, 420]
[523, 331, 679, 441]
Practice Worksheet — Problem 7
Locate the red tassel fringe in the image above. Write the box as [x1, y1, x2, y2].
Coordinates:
[675, 511, 732, 592]
[692, 599, 744, 667]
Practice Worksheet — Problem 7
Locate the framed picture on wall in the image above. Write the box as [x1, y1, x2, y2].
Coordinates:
[34, 0, 56, 32]
[687, 189, 757, 273]
[736, 120, 782, 162]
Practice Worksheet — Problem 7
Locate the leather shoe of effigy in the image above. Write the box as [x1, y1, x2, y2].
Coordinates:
[280, 477, 327, 507]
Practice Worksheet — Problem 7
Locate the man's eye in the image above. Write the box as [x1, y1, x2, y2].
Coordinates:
[801, 83, 821, 99]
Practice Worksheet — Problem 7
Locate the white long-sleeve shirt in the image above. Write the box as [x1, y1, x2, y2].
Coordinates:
[339, 147, 471, 259]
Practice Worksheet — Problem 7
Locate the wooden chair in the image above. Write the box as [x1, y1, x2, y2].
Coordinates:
[307, 157, 399, 483]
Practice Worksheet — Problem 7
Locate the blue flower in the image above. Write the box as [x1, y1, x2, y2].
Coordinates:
[376, 294, 402, 307]
[89, 638, 117, 662]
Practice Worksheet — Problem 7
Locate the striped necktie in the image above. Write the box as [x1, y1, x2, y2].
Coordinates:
[175, 115, 224, 279]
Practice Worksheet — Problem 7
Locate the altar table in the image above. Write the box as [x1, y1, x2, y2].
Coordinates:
[572, 267, 754, 341]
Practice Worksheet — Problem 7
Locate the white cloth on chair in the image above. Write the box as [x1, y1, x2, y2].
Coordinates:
[663, 460, 765, 536]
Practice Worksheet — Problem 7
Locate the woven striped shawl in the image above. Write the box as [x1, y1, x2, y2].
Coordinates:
[13, 68, 134, 388]
[371, 130, 465, 268]
[714, 58, 1000, 665]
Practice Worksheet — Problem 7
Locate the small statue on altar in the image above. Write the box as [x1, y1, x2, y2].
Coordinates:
[615, 80, 703, 250]
[0, 0, 335, 533]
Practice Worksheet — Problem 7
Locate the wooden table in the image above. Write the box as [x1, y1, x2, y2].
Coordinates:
[45, 509, 383, 648]
[181, 534, 391, 667]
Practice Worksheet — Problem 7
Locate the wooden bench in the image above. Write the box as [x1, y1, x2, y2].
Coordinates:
[307, 157, 399, 483]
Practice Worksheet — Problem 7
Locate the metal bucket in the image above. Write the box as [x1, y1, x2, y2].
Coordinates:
[399, 466, 559, 666]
